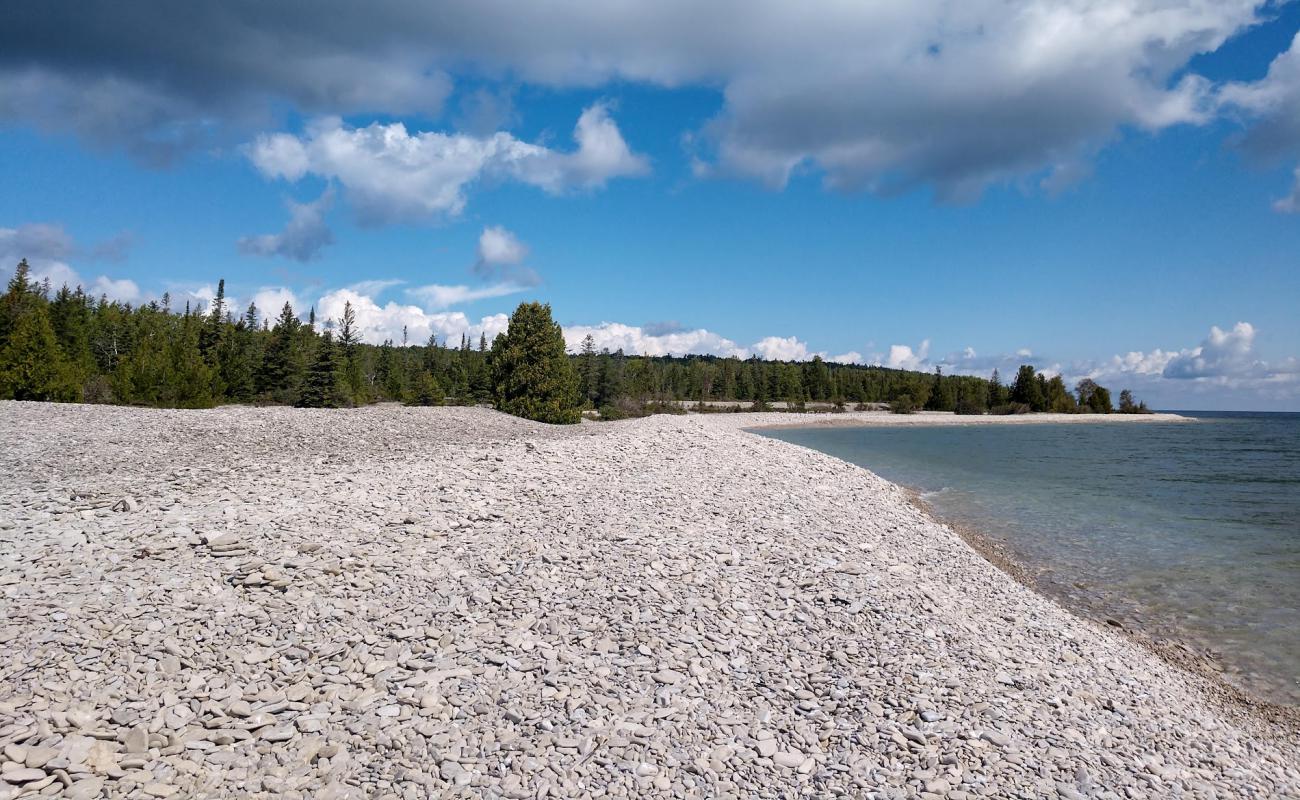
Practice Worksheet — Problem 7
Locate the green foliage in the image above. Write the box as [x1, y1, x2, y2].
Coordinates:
[296, 331, 345, 408]
[1118, 389, 1149, 414]
[490, 302, 581, 424]
[990, 402, 1031, 415]
[1010, 364, 1046, 411]
[1075, 378, 1113, 413]
[890, 394, 917, 414]
[954, 380, 987, 414]
[0, 293, 79, 401]
[407, 370, 444, 406]
[0, 261, 1131, 419]
[1045, 375, 1077, 413]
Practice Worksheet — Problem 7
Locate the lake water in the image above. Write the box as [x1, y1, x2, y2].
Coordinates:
[761, 413, 1300, 707]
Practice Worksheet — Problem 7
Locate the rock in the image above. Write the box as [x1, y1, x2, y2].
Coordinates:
[772, 752, 805, 769]
[22, 746, 57, 769]
[1, 768, 47, 784]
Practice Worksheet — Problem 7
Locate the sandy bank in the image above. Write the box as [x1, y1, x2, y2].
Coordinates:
[0, 402, 1293, 799]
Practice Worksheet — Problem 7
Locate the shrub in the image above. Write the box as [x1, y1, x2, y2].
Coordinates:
[955, 395, 985, 415]
[989, 402, 1031, 415]
[890, 395, 917, 414]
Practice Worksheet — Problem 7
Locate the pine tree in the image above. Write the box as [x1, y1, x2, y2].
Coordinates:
[490, 302, 581, 424]
[297, 331, 344, 408]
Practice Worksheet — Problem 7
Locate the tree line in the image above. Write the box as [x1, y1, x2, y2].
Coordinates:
[0, 261, 1147, 422]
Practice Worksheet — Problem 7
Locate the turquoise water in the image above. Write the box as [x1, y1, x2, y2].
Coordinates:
[762, 413, 1300, 707]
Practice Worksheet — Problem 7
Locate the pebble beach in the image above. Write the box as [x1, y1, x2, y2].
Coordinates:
[1, 402, 1296, 799]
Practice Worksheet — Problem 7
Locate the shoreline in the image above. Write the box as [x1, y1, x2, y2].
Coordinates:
[736, 408, 1192, 431]
[900, 489, 1300, 733]
[2, 401, 1296, 797]
[737, 409, 1298, 730]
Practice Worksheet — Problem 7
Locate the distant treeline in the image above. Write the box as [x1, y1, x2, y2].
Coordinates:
[0, 262, 1148, 417]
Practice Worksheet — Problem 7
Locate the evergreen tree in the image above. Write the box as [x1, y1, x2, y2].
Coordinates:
[987, 368, 1007, 409]
[257, 302, 302, 401]
[407, 370, 444, 406]
[297, 331, 344, 408]
[199, 278, 227, 362]
[490, 302, 581, 424]
[1010, 364, 1045, 410]
[1045, 375, 1076, 413]
[0, 298, 77, 401]
[336, 300, 365, 403]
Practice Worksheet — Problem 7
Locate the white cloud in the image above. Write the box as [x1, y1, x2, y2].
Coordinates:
[1272, 166, 1300, 214]
[830, 351, 863, 365]
[89, 276, 141, 303]
[565, 321, 749, 358]
[405, 282, 527, 310]
[314, 287, 505, 346]
[249, 287, 302, 322]
[10, 2, 1271, 196]
[752, 335, 819, 362]
[1161, 322, 1263, 380]
[238, 188, 335, 261]
[474, 225, 541, 286]
[885, 340, 931, 370]
[1, 224, 141, 302]
[247, 104, 648, 225]
[477, 225, 528, 266]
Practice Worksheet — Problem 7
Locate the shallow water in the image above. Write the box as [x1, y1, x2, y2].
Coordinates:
[762, 412, 1300, 707]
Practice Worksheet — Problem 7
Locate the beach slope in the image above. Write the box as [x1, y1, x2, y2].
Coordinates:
[0, 403, 1294, 798]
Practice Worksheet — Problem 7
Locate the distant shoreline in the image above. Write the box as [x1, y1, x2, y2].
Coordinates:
[732, 408, 1191, 431]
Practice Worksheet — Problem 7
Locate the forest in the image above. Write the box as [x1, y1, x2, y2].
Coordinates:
[0, 262, 1147, 419]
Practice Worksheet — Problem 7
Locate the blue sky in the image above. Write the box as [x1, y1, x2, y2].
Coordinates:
[2, 1, 1299, 409]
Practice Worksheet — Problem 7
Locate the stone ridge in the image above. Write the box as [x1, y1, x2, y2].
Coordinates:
[0, 402, 1295, 799]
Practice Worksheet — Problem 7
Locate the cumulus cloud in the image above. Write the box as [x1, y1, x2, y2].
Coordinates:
[474, 225, 540, 286]
[1162, 322, 1264, 379]
[563, 322, 749, 358]
[247, 104, 647, 224]
[3, 1, 1269, 195]
[1, 223, 140, 301]
[1217, 32, 1300, 210]
[315, 287, 506, 346]
[884, 340, 931, 371]
[751, 335, 818, 362]
[1219, 32, 1300, 159]
[477, 225, 528, 266]
[238, 189, 335, 261]
[249, 287, 302, 323]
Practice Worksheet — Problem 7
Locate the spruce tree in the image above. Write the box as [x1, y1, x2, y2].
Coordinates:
[297, 331, 344, 408]
[490, 302, 581, 424]
[407, 370, 444, 406]
[0, 299, 77, 401]
[257, 302, 301, 400]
